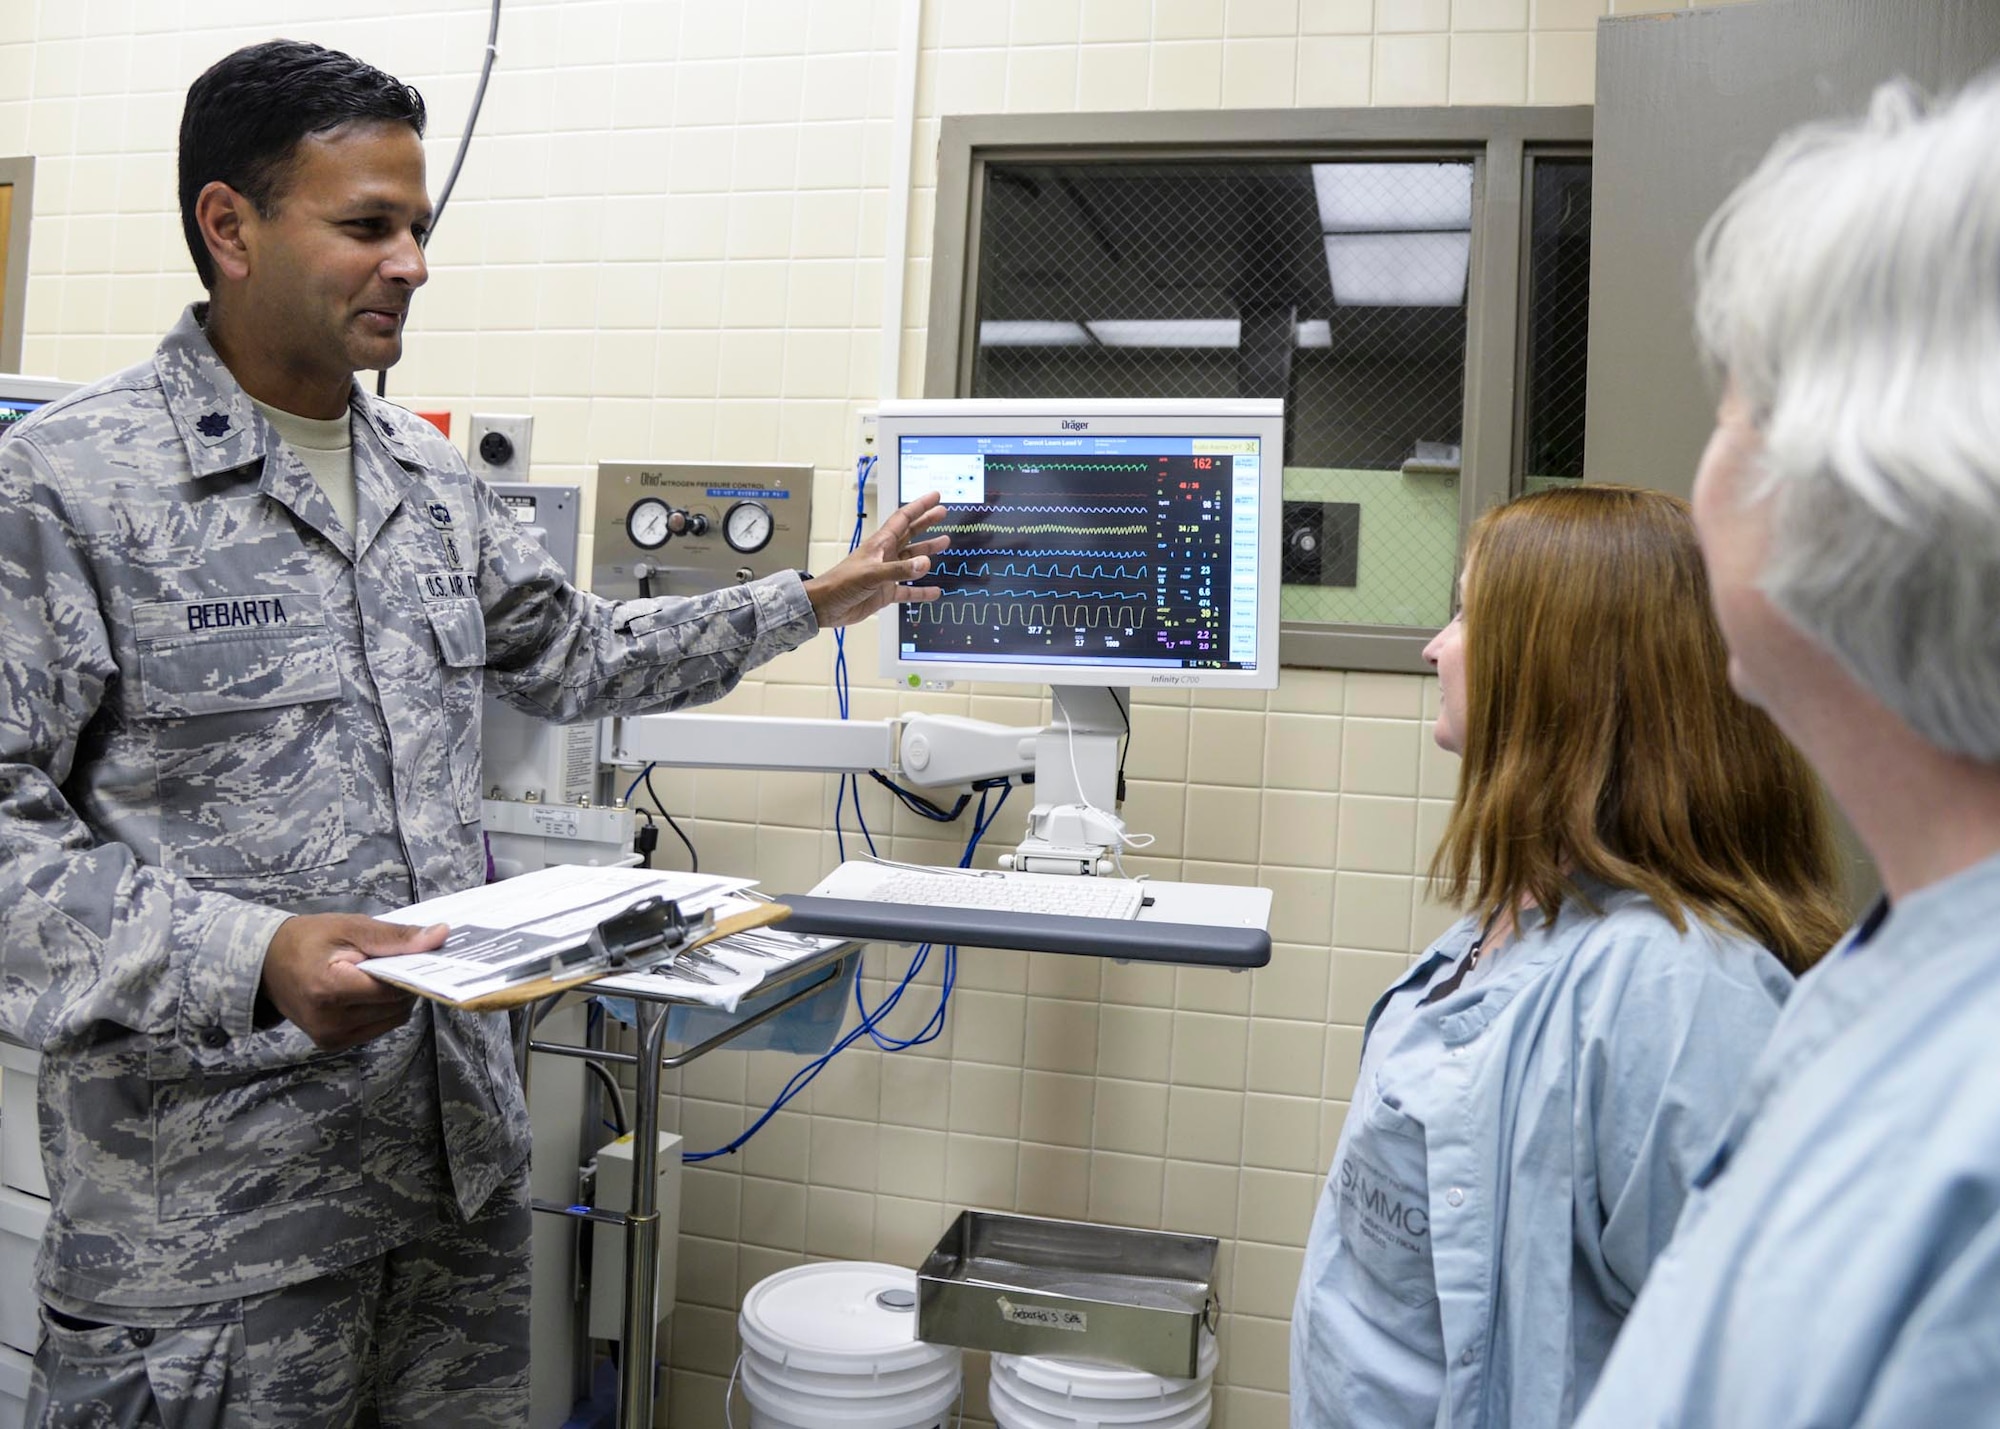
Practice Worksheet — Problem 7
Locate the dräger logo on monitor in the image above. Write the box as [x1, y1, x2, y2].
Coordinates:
[1060, 419, 1089, 431]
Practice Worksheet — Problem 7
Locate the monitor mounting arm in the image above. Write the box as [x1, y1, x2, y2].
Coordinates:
[602, 686, 1133, 875]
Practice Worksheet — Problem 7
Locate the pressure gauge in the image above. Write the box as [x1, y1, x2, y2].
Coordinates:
[723, 500, 774, 554]
[627, 497, 673, 550]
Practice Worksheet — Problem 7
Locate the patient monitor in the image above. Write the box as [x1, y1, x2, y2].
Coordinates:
[878, 399, 1282, 872]
[880, 399, 1281, 694]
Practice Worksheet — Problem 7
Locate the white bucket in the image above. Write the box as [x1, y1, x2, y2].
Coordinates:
[736, 1262, 962, 1429]
[989, 1373, 1211, 1429]
[988, 1336, 1218, 1429]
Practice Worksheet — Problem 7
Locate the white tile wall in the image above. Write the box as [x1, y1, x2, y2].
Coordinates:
[0, 0, 1739, 1423]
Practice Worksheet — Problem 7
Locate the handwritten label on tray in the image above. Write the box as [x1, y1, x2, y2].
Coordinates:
[997, 1296, 1087, 1333]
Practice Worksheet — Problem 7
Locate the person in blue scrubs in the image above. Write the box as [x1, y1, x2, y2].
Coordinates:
[1577, 76, 2000, 1429]
[1290, 485, 1848, 1429]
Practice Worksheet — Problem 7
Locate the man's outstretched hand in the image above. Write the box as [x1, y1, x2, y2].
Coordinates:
[260, 914, 447, 1051]
[804, 490, 951, 629]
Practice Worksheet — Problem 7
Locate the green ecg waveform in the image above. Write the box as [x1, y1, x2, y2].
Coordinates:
[937, 522, 1150, 536]
[981, 460, 1152, 472]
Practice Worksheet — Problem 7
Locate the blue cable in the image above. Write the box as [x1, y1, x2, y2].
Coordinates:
[682, 784, 1010, 1162]
[679, 933, 943, 1162]
[832, 454, 878, 863]
[851, 783, 1011, 1053]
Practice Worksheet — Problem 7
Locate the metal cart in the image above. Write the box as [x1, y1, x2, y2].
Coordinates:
[516, 940, 858, 1429]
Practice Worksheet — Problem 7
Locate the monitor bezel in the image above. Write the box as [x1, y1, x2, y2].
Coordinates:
[875, 398, 1285, 693]
[0, 373, 79, 412]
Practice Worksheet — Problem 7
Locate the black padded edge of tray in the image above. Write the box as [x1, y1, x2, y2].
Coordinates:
[771, 894, 1271, 969]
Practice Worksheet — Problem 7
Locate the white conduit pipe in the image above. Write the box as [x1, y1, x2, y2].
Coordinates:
[879, 0, 923, 402]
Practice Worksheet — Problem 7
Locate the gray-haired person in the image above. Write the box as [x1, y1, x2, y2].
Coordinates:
[1577, 74, 2000, 1429]
[0, 39, 945, 1428]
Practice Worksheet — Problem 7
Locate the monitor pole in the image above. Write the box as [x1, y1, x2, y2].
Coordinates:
[1003, 687, 1129, 877]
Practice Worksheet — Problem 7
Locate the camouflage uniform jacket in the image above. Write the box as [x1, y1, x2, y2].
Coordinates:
[0, 305, 817, 1310]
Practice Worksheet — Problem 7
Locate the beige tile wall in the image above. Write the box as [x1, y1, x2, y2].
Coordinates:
[0, 0, 1753, 1424]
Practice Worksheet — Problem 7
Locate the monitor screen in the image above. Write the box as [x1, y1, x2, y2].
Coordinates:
[0, 374, 78, 440]
[878, 399, 1283, 692]
[0, 399, 41, 436]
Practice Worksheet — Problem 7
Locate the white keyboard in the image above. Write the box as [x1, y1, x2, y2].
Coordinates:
[825, 863, 1147, 921]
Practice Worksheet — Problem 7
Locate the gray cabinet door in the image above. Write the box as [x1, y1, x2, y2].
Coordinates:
[1584, 0, 2000, 501]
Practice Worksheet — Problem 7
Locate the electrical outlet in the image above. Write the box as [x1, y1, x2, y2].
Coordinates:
[467, 413, 534, 478]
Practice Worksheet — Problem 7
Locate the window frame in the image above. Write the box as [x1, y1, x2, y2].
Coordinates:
[925, 106, 1593, 674]
[1515, 146, 1595, 490]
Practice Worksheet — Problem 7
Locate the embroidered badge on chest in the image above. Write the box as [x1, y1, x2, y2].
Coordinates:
[423, 499, 465, 567]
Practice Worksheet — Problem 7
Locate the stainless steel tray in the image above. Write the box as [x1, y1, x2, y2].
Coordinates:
[916, 1210, 1220, 1379]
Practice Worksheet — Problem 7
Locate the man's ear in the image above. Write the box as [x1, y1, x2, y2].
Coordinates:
[194, 181, 256, 284]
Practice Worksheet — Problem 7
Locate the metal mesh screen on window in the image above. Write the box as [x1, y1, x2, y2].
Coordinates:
[969, 160, 1473, 630]
[1521, 158, 1592, 494]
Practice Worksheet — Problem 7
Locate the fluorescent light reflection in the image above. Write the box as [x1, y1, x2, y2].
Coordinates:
[1085, 319, 1241, 348]
[1312, 162, 1473, 233]
[1325, 232, 1471, 307]
[978, 320, 1091, 347]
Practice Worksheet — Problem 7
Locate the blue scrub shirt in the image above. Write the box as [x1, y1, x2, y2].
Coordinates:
[1578, 850, 2000, 1429]
[1291, 882, 1794, 1429]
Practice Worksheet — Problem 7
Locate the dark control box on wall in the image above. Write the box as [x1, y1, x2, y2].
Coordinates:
[1282, 500, 1360, 588]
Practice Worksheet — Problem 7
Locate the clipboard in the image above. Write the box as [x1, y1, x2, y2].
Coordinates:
[369, 898, 793, 1012]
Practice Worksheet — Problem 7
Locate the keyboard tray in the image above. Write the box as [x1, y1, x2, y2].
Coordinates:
[771, 894, 1271, 969]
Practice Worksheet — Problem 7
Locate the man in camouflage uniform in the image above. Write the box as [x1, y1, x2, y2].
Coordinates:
[0, 39, 945, 1428]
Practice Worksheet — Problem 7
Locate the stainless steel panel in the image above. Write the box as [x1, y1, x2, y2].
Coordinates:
[591, 461, 814, 601]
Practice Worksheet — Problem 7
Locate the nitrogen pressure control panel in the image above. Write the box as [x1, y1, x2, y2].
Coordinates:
[592, 461, 814, 601]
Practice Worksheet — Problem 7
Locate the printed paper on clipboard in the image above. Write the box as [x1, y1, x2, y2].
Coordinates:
[364, 865, 790, 1011]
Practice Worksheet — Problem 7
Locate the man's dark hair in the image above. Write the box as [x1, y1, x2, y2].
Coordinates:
[178, 40, 426, 288]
